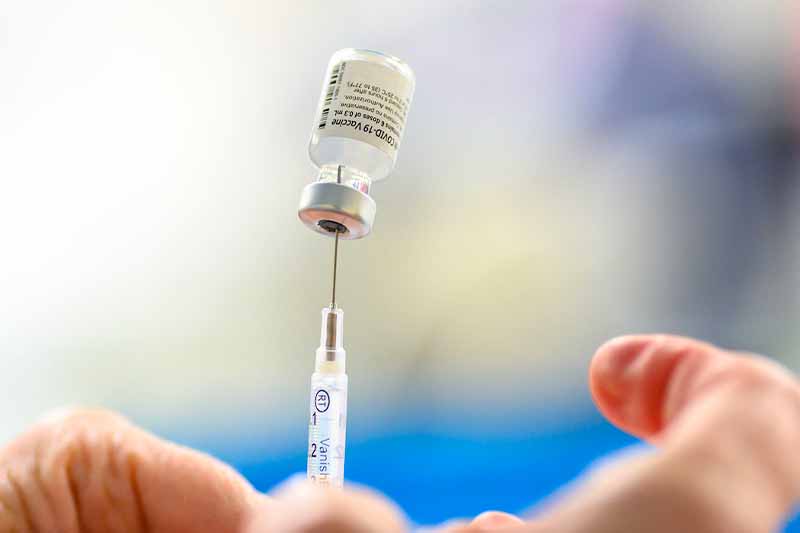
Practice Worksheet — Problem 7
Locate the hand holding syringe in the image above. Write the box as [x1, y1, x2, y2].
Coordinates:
[0, 336, 795, 531]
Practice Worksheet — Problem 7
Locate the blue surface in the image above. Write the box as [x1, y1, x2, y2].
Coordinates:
[233, 419, 800, 531]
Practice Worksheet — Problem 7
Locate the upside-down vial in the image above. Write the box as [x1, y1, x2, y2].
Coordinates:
[298, 49, 416, 239]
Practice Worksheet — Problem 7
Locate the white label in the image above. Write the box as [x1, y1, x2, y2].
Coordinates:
[316, 60, 413, 158]
[307, 382, 347, 487]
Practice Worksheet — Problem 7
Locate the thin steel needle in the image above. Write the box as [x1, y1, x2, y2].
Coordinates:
[331, 230, 339, 309]
[330, 164, 343, 309]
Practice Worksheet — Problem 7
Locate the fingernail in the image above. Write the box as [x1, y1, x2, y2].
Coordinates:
[250, 478, 326, 532]
[471, 511, 524, 529]
[268, 473, 310, 497]
[594, 336, 650, 400]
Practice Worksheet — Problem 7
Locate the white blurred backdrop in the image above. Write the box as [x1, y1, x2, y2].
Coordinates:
[1, 0, 799, 462]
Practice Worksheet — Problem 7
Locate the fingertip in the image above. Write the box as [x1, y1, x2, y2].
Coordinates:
[251, 478, 407, 533]
[590, 335, 654, 408]
[470, 511, 524, 530]
[589, 335, 688, 438]
[266, 472, 308, 497]
[590, 335, 718, 439]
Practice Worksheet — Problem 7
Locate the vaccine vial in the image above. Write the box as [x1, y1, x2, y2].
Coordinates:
[298, 49, 416, 239]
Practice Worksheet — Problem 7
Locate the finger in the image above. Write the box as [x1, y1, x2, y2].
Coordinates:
[0, 407, 257, 533]
[245, 478, 406, 533]
[462, 511, 524, 532]
[548, 334, 800, 533]
[589, 334, 732, 440]
[437, 511, 524, 532]
[590, 334, 799, 445]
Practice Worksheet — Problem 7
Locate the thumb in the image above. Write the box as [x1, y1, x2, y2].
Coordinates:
[559, 334, 800, 533]
[0, 408, 258, 533]
[490, 335, 799, 533]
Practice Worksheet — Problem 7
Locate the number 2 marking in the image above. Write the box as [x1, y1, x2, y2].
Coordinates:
[310, 443, 317, 458]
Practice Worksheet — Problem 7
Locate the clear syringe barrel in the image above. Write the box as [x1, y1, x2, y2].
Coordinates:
[307, 307, 348, 487]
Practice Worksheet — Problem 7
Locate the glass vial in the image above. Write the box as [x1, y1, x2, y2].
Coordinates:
[298, 49, 416, 239]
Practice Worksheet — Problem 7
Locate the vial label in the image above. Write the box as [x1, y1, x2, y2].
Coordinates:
[316, 60, 413, 158]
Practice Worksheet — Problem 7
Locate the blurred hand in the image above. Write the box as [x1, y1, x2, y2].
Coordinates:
[1, 335, 798, 533]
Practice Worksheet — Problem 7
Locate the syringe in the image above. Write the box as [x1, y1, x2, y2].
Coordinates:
[307, 229, 348, 487]
[301, 48, 415, 488]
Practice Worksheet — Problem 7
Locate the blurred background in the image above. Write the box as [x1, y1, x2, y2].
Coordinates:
[2, 0, 800, 529]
